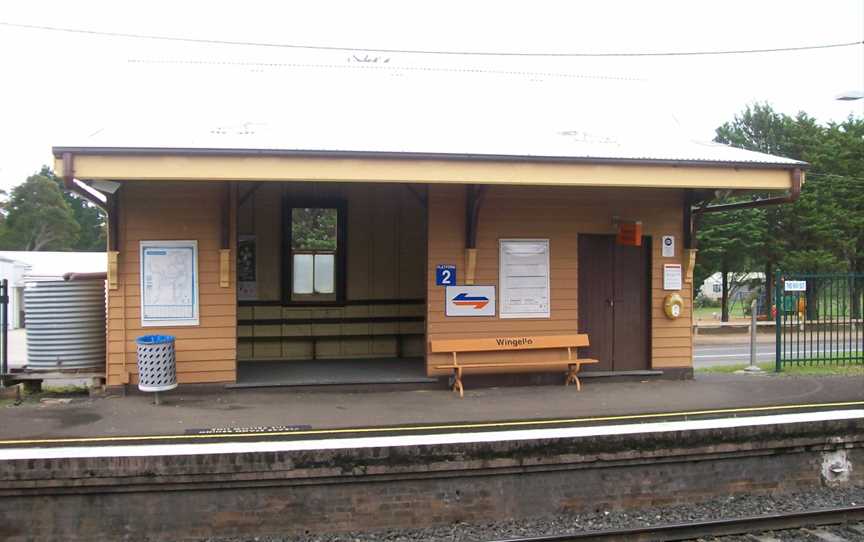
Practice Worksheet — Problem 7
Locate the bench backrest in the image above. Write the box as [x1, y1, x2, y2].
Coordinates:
[430, 334, 589, 354]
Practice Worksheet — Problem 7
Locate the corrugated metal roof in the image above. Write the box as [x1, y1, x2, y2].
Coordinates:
[54, 125, 805, 168]
[53, 66, 805, 168]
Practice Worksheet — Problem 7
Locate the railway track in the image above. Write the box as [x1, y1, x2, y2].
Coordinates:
[489, 505, 864, 541]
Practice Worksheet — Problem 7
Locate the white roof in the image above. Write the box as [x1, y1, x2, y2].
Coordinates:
[0, 251, 106, 279]
[54, 66, 804, 168]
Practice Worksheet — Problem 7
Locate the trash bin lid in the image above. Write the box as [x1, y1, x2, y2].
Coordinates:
[136, 335, 175, 345]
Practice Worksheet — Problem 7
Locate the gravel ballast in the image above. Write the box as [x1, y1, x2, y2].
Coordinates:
[202, 484, 864, 542]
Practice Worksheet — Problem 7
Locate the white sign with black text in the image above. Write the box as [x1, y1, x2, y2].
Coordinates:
[499, 239, 551, 319]
[663, 264, 683, 291]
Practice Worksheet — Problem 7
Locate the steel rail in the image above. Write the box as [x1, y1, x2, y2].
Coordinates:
[488, 505, 864, 542]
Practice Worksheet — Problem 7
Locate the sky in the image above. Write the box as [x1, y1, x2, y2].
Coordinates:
[0, 0, 862, 192]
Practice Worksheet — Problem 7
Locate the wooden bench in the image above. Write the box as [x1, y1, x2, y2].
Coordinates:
[429, 334, 598, 398]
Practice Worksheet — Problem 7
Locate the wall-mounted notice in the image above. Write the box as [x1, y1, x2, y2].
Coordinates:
[662, 235, 675, 258]
[499, 239, 550, 319]
[237, 235, 257, 300]
[140, 240, 199, 326]
[663, 263, 683, 291]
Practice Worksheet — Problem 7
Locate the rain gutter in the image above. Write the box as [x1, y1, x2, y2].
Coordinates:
[687, 168, 803, 249]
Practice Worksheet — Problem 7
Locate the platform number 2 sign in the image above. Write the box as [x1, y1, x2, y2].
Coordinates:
[436, 264, 457, 286]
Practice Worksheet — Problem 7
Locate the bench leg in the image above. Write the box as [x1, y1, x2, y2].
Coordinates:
[451, 367, 464, 398]
[566, 363, 582, 391]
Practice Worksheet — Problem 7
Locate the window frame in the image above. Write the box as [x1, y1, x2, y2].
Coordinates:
[281, 197, 347, 306]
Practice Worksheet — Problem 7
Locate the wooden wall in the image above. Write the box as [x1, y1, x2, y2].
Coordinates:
[107, 180, 691, 385]
[426, 184, 692, 375]
[107, 181, 237, 386]
[236, 182, 427, 360]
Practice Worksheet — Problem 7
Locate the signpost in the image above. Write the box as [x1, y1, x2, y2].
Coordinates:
[784, 280, 807, 292]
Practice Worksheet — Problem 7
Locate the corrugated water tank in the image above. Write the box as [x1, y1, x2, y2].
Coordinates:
[24, 277, 106, 370]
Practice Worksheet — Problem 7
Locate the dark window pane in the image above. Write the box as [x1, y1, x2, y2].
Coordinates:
[292, 208, 337, 251]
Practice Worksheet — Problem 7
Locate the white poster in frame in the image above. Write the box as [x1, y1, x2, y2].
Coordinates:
[499, 239, 551, 319]
[140, 240, 200, 327]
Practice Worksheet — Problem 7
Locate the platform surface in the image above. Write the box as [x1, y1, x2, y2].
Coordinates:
[0, 372, 862, 444]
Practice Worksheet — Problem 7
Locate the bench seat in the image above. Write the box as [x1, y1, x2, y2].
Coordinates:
[430, 334, 598, 397]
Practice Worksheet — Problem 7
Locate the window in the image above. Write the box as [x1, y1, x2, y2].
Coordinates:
[712, 283, 722, 294]
[284, 202, 346, 303]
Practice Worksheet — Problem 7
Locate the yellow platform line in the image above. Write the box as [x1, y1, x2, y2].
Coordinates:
[1, 400, 863, 447]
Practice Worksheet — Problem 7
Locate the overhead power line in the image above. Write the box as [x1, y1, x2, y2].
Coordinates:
[1, 21, 862, 58]
[127, 58, 645, 81]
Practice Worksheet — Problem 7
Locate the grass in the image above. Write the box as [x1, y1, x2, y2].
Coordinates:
[41, 385, 88, 395]
[698, 361, 864, 376]
[694, 305, 748, 321]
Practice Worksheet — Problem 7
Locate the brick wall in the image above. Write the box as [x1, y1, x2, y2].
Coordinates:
[1, 419, 861, 541]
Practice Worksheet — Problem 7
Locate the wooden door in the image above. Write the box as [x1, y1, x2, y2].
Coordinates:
[578, 235, 650, 371]
[577, 235, 615, 371]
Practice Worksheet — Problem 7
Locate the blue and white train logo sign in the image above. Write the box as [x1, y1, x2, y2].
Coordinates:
[445, 286, 496, 317]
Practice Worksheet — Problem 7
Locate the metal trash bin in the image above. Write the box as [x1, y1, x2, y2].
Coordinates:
[136, 335, 177, 393]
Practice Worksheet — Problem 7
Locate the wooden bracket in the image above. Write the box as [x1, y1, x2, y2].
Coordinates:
[238, 182, 263, 208]
[465, 248, 478, 285]
[219, 249, 231, 288]
[107, 251, 119, 290]
[683, 248, 697, 284]
[404, 184, 428, 209]
[464, 185, 486, 285]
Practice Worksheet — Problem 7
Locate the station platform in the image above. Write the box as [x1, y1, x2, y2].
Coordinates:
[1, 372, 862, 446]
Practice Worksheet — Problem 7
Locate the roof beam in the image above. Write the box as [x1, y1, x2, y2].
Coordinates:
[54, 154, 796, 191]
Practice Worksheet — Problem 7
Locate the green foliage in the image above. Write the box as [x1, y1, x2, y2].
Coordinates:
[697, 361, 863, 376]
[700, 104, 864, 318]
[61, 185, 106, 251]
[291, 208, 337, 251]
[0, 166, 106, 252]
[0, 168, 80, 251]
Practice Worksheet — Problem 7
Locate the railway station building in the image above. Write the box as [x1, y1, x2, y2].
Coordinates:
[52, 127, 803, 390]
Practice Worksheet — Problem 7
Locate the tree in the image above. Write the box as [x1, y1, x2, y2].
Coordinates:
[713, 105, 829, 311]
[695, 206, 765, 321]
[0, 168, 80, 251]
[60, 184, 107, 251]
[706, 104, 863, 320]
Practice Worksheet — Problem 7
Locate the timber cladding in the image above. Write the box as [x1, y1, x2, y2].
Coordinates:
[106, 181, 237, 386]
[426, 184, 692, 376]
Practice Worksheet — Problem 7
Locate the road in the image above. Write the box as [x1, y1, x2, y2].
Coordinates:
[4, 328, 851, 372]
[694, 341, 776, 367]
[694, 338, 857, 367]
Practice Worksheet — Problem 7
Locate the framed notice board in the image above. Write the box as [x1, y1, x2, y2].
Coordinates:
[499, 239, 551, 319]
[140, 240, 200, 327]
